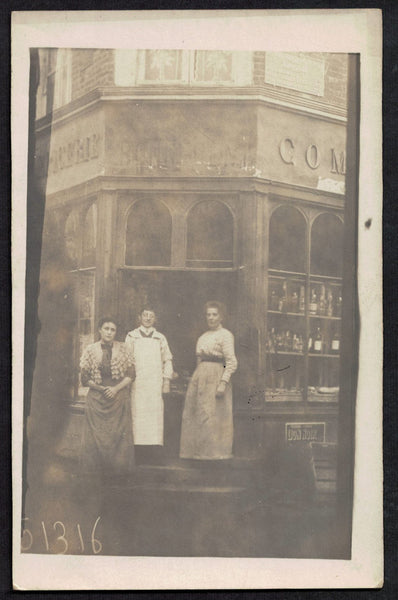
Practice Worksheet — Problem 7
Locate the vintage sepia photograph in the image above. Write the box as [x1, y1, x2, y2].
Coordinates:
[12, 11, 382, 590]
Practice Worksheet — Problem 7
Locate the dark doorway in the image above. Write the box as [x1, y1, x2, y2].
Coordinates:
[118, 269, 238, 376]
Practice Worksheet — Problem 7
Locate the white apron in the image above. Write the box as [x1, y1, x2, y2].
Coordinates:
[131, 335, 164, 445]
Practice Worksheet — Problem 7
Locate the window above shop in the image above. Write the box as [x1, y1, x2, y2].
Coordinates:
[36, 48, 72, 119]
[114, 49, 253, 87]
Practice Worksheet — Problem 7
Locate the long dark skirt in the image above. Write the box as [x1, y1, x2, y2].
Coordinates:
[80, 378, 134, 478]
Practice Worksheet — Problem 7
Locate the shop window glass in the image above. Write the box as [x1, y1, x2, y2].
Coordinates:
[186, 200, 233, 268]
[125, 199, 172, 266]
[310, 213, 343, 277]
[81, 203, 97, 267]
[269, 205, 306, 273]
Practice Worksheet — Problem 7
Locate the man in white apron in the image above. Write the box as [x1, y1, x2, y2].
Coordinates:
[125, 308, 173, 464]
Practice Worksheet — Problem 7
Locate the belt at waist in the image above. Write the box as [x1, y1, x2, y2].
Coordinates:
[198, 355, 225, 364]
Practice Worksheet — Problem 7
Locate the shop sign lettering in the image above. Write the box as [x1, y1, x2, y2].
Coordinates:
[285, 422, 325, 443]
[48, 133, 100, 174]
[279, 138, 346, 175]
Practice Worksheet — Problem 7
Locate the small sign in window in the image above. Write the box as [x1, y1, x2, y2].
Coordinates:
[285, 422, 326, 443]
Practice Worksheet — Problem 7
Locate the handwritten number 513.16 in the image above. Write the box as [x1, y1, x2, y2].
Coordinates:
[21, 517, 102, 554]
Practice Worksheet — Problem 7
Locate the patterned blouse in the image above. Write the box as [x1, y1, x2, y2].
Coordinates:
[196, 326, 238, 383]
[80, 341, 134, 385]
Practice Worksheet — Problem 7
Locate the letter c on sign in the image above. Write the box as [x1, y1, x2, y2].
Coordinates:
[279, 138, 295, 165]
[305, 144, 320, 169]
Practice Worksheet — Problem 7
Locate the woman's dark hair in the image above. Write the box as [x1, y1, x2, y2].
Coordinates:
[139, 305, 157, 316]
[204, 301, 226, 322]
[98, 317, 118, 330]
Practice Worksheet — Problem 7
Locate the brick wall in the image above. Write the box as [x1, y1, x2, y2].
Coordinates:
[323, 53, 348, 106]
[71, 49, 114, 101]
[68, 49, 347, 109]
[255, 52, 348, 108]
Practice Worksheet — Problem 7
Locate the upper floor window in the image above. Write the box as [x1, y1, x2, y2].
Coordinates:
[269, 205, 307, 273]
[38, 48, 72, 117]
[141, 50, 186, 83]
[193, 51, 233, 83]
[125, 199, 172, 266]
[186, 200, 234, 268]
[310, 213, 343, 277]
[114, 49, 252, 87]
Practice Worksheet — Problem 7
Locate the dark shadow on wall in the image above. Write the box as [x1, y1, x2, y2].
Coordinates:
[22, 49, 76, 522]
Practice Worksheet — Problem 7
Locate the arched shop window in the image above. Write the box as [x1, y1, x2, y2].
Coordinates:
[64, 209, 80, 269]
[81, 203, 97, 268]
[311, 213, 343, 277]
[269, 205, 307, 273]
[186, 200, 234, 268]
[125, 199, 172, 266]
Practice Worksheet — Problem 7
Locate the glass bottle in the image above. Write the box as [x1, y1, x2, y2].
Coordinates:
[313, 327, 323, 353]
[270, 290, 278, 311]
[327, 289, 334, 317]
[309, 288, 318, 315]
[331, 329, 340, 354]
[291, 291, 299, 313]
[299, 286, 305, 313]
[336, 294, 343, 318]
[279, 280, 288, 313]
[285, 330, 292, 351]
[308, 332, 313, 352]
[318, 285, 326, 316]
[297, 334, 304, 353]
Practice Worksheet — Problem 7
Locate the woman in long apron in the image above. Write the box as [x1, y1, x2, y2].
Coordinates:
[125, 307, 173, 463]
[180, 301, 238, 460]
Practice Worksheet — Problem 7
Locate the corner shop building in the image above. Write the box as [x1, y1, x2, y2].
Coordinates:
[33, 50, 348, 460]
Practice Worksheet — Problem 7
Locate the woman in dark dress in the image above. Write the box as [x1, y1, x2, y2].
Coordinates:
[79, 317, 135, 478]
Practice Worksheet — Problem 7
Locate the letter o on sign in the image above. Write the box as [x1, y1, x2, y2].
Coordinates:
[279, 138, 295, 165]
[305, 144, 320, 169]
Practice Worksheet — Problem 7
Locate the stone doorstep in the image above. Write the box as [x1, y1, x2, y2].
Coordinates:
[111, 482, 247, 496]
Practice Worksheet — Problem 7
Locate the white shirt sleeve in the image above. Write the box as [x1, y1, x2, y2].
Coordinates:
[160, 334, 173, 379]
[220, 329, 238, 383]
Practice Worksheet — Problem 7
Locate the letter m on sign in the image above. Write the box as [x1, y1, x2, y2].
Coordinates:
[331, 149, 346, 175]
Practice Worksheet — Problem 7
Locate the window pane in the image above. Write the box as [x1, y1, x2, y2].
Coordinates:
[144, 50, 182, 81]
[126, 199, 172, 266]
[269, 206, 307, 273]
[81, 203, 97, 267]
[46, 71, 55, 114]
[194, 51, 233, 82]
[187, 200, 233, 267]
[311, 213, 343, 277]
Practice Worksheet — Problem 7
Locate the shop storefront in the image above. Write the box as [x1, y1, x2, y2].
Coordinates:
[33, 49, 348, 464]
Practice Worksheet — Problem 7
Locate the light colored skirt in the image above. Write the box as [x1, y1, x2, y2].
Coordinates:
[179, 362, 233, 460]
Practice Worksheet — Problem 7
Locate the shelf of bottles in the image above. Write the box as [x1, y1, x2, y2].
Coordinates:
[265, 207, 343, 404]
[265, 273, 341, 403]
[265, 272, 306, 402]
[307, 277, 341, 403]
